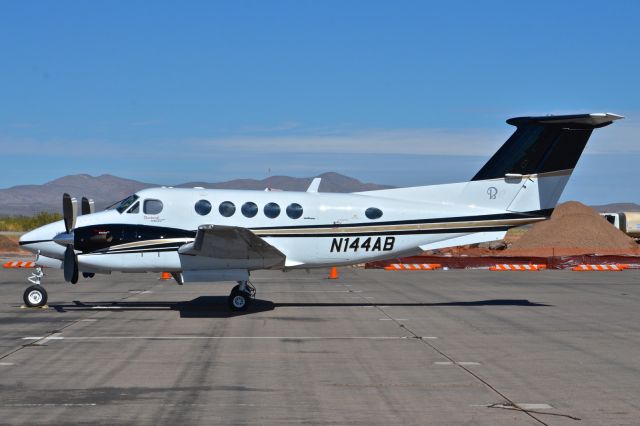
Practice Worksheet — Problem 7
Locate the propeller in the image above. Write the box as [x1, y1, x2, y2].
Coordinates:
[81, 196, 95, 215]
[54, 193, 94, 284]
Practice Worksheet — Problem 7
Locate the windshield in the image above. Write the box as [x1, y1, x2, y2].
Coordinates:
[107, 194, 140, 214]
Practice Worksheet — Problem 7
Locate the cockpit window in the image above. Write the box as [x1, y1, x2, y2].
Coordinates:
[111, 195, 140, 213]
[127, 202, 140, 214]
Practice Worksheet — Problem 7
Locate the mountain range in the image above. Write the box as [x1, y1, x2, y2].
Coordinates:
[0, 173, 393, 216]
[2, 173, 638, 216]
[591, 203, 640, 213]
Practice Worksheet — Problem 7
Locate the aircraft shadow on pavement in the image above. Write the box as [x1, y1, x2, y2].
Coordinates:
[51, 296, 276, 318]
[49, 297, 549, 318]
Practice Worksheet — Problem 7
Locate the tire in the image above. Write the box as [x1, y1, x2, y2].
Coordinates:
[23, 285, 48, 308]
[228, 289, 251, 311]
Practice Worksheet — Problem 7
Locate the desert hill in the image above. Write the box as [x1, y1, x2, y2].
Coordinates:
[0, 173, 392, 216]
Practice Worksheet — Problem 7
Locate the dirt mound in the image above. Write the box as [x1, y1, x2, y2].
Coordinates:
[507, 201, 639, 256]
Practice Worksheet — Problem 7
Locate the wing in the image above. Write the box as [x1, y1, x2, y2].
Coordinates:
[178, 225, 285, 267]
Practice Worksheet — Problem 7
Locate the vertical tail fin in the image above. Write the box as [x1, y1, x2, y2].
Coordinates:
[473, 113, 622, 181]
[468, 113, 623, 213]
[355, 113, 622, 216]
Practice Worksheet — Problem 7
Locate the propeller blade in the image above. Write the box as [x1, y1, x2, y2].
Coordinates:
[63, 244, 78, 284]
[81, 197, 95, 215]
[62, 193, 78, 233]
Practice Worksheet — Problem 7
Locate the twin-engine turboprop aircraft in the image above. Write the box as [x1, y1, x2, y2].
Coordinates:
[19, 113, 623, 310]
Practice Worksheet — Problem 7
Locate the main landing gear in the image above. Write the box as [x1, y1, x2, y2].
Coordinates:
[228, 280, 256, 311]
[23, 267, 48, 308]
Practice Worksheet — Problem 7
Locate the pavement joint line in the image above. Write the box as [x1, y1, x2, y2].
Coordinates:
[434, 361, 481, 366]
[0, 362, 14, 366]
[401, 321, 549, 425]
[0, 279, 158, 362]
[263, 290, 363, 293]
[349, 289, 550, 426]
[20, 335, 428, 341]
[486, 403, 581, 421]
[3, 403, 98, 407]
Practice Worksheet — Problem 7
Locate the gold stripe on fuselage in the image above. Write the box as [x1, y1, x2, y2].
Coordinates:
[251, 216, 546, 236]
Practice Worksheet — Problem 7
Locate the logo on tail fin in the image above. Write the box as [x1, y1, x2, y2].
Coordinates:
[487, 187, 498, 199]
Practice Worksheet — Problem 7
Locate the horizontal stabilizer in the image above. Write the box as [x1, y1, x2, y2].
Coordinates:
[506, 112, 623, 128]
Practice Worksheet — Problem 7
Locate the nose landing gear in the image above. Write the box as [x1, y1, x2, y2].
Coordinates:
[228, 280, 256, 311]
[23, 267, 48, 308]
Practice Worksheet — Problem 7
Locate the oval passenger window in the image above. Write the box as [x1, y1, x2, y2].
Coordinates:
[219, 201, 236, 217]
[264, 202, 281, 219]
[241, 202, 258, 218]
[286, 203, 303, 219]
[194, 200, 212, 216]
[144, 199, 163, 215]
[365, 207, 383, 219]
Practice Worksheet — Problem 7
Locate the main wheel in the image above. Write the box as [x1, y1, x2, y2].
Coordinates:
[23, 285, 48, 308]
[228, 289, 251, 311]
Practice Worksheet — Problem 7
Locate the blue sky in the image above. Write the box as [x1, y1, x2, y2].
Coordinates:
[1, 0, 639, 204]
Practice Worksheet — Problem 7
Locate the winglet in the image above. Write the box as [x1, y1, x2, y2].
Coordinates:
[307, 177, 321, 193]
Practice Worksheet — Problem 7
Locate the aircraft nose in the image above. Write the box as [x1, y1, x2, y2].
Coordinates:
[18, 221, 67, 257]
[19, 229, 39, 245]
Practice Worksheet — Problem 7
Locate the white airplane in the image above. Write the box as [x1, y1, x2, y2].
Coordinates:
[19, 113, 623, 310]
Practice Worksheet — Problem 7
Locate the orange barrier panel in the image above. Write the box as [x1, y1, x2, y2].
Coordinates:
[3, 261, 36, 268]
[384, 263, 442, 271]
[328, 267, 339, 279]
[572, 264, 624, 271]
[490, 264, 545, 271]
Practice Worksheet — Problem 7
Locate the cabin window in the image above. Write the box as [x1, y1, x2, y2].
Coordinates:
[144, 199, 163, 215]
[365, 207, 383, 219]
[241, 202, 258, 218]
[195, 199, 212, 216]
[264, 202, 281, 219]
[219, 201, 236, 217]
[127, 202, 140, 214]
[286, 203, 303, 219]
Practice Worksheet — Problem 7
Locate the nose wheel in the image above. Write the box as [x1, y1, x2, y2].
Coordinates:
[24, 285, 48, 308]
[22, 266, 48, 308]
[228, 280, 255, 311]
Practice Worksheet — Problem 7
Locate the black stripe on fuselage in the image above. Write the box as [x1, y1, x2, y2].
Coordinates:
[18, 239, 51, 246]
[66, 209, 551, 254]
[249, 209, 553, 230]
[255, 225, 512, 238]
[83, 225, 513, 255]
